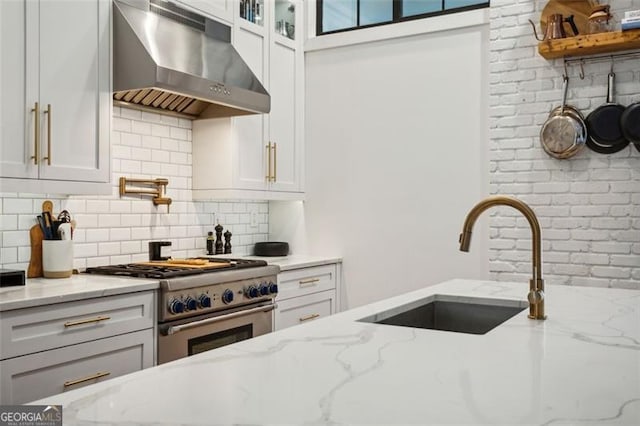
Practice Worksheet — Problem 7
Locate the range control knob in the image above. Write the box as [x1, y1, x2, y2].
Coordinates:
[199, 294, 212, 308]
[221, 289, 234, 304]
[184, 296, 197, 311]
[259, 283, 269, 296]
[268, 282, 278, 294]
[245, 285, 259, 299]
[168, 299, 185, 315]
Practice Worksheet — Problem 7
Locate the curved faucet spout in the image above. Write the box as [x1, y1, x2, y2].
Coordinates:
[459, 196, 546, 320]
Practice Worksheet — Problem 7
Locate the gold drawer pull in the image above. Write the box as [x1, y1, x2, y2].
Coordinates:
[64, 315, 111, 328]
[299, 278, 320, 287]
[64, 371, 110, 388]
[299, 313, 320, 322]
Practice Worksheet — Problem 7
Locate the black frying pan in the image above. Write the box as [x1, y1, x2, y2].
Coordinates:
[621, 99, 640, 153]
[585, 72, 628, 154]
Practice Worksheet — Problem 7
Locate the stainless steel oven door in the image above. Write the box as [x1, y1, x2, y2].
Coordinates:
[157, 302, 276, 364]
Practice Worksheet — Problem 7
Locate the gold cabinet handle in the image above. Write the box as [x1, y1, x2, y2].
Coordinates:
[43, 104, 51, 165]
[272, 142, 277, 182]
[299, 278, 320, 287]
[30, 102, 40, 164]
[265, 142, 272, 181]
[63, 371, 110, 388]
[299, 313, 320, 322]
[64, 315, 111, 328]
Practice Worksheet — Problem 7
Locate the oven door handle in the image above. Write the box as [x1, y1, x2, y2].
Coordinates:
[163, 303, 278, 335]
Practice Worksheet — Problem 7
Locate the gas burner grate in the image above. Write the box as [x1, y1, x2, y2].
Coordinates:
[85, 258, 268, 279]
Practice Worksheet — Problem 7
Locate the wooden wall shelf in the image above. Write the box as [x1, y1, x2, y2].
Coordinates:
[538, 29, 640, 59]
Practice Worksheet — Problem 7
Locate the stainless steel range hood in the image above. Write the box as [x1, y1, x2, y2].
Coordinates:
[113, 0, 270, 119]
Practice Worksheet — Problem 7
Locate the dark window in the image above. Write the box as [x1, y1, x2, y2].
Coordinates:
[317, 0, 489, 35]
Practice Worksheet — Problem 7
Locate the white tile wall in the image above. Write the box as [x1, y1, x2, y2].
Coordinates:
[0, 107, 269, 272]
[489, 0, 640, 289]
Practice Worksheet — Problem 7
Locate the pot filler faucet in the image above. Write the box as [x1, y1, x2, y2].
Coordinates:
[459, 196, 546, 320]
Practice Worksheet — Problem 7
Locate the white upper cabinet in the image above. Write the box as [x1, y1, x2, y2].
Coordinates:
[0, 0, 110, 195]
[192, 0, 304, 200]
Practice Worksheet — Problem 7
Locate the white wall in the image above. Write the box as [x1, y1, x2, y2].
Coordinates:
[488, 0, 640, 289]
[272, 18, 491, 309]
[0, 108, 269, 271]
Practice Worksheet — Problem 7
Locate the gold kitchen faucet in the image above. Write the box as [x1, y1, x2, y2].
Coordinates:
[459, 196, 546, 320]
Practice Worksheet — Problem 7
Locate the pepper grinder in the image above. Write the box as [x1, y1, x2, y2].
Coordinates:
[224, 230, 232, 254]
[214, 224, 224, 254]
[206, 231, 214, 255]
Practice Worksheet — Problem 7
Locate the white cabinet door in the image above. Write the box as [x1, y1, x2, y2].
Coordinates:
[233, 23, 269, 191]
[0, 0, 110, 193]
[37, 0, 110, 183]
[0, 0, 38, 179]
[268, 39, 299, 192]
[267, 0, 303, 193]
[0, 329, 153, 405]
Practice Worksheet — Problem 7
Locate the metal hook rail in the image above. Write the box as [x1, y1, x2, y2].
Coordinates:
[563, 51, 640, 79]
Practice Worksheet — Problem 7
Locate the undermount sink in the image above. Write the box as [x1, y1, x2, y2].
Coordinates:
[359, 295, 527, 335]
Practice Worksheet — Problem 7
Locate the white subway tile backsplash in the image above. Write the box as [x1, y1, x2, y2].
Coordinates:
[3, 231, 30, 247]
[1, 247, 18, 264]
[151, 150, 171, 163]
[142, 135, 162, 149]
[3, 199, 34, 214]
[98, 241, 121, 256]
[121, 108, 142, 120]
[132, 120, 152, 135]
[113, 117, 131, 132]
[121, 132, 142, 147]
[170, 126, 188, 140]
[151, 123, 171, 137]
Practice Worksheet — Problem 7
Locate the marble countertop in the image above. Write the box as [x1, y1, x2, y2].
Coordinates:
[33, 279, 640, 425]
[0, 275, 159, 312]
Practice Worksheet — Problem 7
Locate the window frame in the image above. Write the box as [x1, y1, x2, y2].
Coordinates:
[316, 0, 490, 36]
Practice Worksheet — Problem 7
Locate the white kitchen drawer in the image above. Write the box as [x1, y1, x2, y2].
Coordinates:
[274, 290, 336, 331]
[0, 291, 155, 360]
[0, 328, 154, 405]
[276, 264, 336, 301]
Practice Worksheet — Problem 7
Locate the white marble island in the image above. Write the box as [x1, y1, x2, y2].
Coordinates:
[34, 279, 640, 425]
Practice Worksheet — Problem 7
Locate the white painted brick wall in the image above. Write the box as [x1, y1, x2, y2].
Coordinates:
[489, 1, 640, 289]
[0, 107, 269, 272]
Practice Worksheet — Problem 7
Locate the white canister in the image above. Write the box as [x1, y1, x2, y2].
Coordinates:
[42, 240, 74, 278]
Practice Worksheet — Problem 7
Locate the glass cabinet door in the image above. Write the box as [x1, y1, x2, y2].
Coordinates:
[239, 0, 263, 25]
[274, 0, 295, 40]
